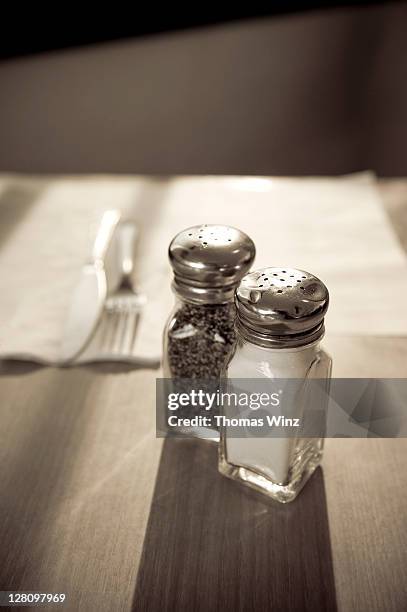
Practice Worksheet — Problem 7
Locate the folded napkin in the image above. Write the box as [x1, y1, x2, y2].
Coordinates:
[0, 176, 172, 365]
[0, 172, 407, 366]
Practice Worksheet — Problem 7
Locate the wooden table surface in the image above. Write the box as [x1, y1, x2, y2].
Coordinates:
[0, 181, 407, 611]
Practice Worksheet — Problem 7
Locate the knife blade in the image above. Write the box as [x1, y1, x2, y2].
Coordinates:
[59, 210, 121, 363]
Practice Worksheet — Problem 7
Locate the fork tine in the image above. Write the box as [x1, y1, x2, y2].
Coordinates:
[112, 311, 126, 355]
[95, 278, 146, 359]
[98, 311, 111, 350]
[115, 310, 130, 354]
[121, 310, 137, 354]
[129, 311, 140, 354]
[102, 309, 121, 354]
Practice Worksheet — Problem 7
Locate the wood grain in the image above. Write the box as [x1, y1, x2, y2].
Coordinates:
[1, 342, 407, 611]
[0, 363, 161, 611]
[133, 439, 337, 612]
[324, 438, 407, 612]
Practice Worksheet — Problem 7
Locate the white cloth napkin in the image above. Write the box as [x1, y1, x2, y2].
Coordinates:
[0, 172, 406, 366]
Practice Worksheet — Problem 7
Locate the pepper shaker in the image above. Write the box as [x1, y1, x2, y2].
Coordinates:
[219, 267, 332, 502]
[163, 224, 255, 438]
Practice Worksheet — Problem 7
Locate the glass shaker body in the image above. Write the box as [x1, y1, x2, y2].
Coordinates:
[162, 224, 256, 439]
[218, 266, 332, 503]
[162, 295, 236, 439]
[219, 335, 332, 503]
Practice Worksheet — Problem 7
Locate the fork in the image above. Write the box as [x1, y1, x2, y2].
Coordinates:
[106, 221, 146, 312]
[98, 221, 146, 356]
[74, 221, 155, 364]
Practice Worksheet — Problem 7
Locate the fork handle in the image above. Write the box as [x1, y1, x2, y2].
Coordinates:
[118, 221, 138, 279]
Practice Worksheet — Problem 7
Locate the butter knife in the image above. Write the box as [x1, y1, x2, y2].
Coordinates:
[59, 210, 121, 363]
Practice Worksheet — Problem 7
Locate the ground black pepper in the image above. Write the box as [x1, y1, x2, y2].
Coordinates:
[167, 301, 236, 378]
[165, 301, 236, 434]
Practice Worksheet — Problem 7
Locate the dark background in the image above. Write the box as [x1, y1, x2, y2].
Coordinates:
[0, 1, 406, 175]
[0, 3, 388, 59]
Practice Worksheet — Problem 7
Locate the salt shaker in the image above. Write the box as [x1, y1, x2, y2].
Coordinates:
[163, 224, 255, 437]
[219, 267, 332, 502]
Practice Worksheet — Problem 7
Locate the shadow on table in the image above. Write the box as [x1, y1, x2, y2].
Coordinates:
[0, 359, 157, 377]
[0, 359, 44, 376]
[133, 438, 337, 612]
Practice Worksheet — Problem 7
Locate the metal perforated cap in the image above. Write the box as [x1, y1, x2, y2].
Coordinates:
[236, 267, 329, 347]
[169, 225, 256, 303]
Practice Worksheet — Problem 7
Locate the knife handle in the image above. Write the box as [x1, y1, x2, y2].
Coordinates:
[118, 221, 138, 278]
